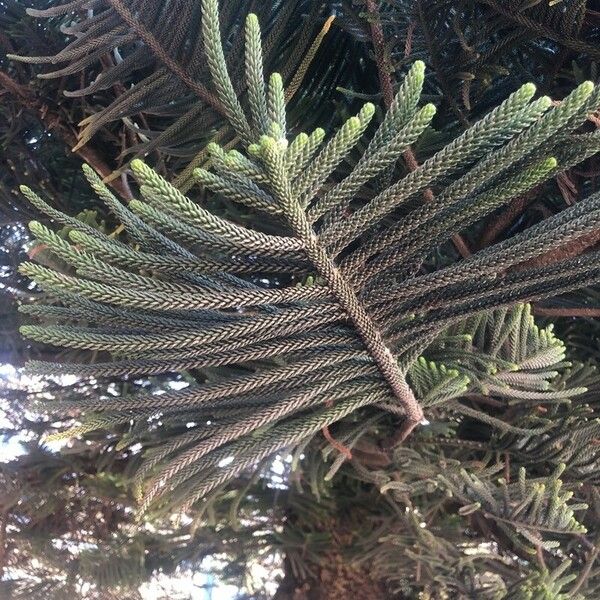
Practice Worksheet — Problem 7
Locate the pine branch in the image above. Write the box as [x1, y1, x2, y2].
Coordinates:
[16, 2, 600, 517]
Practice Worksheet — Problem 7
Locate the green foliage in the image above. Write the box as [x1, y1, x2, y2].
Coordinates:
[7, 1, 600, 598]
[407, 357, 469, 407]
[440, 464, 587, 551]
[18, 0, 600, 518]
[509, 560, 584, 600]
[9, 0, 354, 171]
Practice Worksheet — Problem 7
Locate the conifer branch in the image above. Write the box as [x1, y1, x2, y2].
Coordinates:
[16, 3, 600, 516]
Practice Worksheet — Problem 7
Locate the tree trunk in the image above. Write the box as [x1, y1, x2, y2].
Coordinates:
[273, 553, 389, 600]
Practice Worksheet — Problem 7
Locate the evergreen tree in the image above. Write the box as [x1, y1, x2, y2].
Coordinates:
[4, 1, 600, 598]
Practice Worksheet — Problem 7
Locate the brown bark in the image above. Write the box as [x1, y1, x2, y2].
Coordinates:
[519, 229, 600, 270]
[273, 552, 389, 600]
[532, 306, 600, 318]
[0, 510, 7, 578]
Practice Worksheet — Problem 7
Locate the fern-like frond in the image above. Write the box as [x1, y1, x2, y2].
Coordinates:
[18, 0, 600, 514]
[439, 464, 587, 552]
[9, 0, 346, 167]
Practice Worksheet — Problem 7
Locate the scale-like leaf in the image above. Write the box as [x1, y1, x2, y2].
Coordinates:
[19, 0, 600, 514]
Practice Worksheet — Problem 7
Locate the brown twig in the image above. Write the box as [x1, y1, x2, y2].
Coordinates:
[478, 190, 538, 249]
[503, 452, 510, 484]
[365, 0, 471, 258]
[571, 543, 600, 595]
[518, 229, 600, 270]
[0, 510, 7, 578]
[364, 0, 394, 108]
[535, 543, 547, 571]
[321, 426, 352, 460]
[415, 0, 470, 127]
[0, 70, 129, 200]
[532, 306, 600, 318]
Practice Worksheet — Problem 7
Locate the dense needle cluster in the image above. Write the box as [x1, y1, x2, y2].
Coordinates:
[17, 0, 600, 516]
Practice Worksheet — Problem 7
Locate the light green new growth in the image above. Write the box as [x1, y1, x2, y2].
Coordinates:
[287, 128, 325, 179]
[244, 13, 268, 135]
[201, 0, 252, 143]
[295, 103, 375, 204]
[267, 73, 286, 139]
[367, 59, 425, 155]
